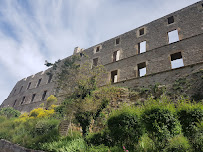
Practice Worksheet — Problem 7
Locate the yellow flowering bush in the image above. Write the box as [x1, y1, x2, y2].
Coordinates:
[30, 108, 55, 118]
[46, 95, 58, 109]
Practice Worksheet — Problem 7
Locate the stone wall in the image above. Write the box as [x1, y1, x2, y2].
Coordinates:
[0, 139, 44, 152]
[1, 1, 203, 112]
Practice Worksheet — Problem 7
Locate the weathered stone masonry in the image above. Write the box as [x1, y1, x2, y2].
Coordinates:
[1, 1, 203, 112]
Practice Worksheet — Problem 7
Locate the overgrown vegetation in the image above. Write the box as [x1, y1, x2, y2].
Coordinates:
[0, 55, 202, 151]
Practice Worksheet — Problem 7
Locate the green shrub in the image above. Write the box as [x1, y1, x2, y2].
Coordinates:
[87, 144, 110, 152]
[163, 135, 192, 152]
[191, 122, 203, 152]
[0, 107, 21, 118]
[135, 134, 156, 152]
[177, 101, 203, 137]
[107, 107, 143, 149]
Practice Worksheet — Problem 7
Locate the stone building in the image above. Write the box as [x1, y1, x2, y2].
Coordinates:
[1, 1, 203, 112]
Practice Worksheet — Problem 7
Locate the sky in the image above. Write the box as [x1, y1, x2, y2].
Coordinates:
[0, 0, 200, 105]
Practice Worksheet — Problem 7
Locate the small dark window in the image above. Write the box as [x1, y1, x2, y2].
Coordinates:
[27, 82, 31, 89]
[13, 100, 17, 107]
[19, 86, 23, 93]
[93, 58, 98, 67]
[96, 46, 100, 52]
[31, 94, 36, 102]
[111, 70, 118, 83]
[113, 50, 120, 62]
[168, 16, 174, 24]
[115, 38, 120, 45]
[139, 28, 144, 36]
[137, 62, 146, 77]
[42, 91, 47, 100]
[170, 52, 184, 69]
[202, 3, 203, 8]
[48, 75, 53, 83]
[36, 78, 42, 87]
[21, 96, 26, 104]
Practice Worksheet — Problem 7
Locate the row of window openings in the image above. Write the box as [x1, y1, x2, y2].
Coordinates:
[13, 91, 47, 106]
[110, 52, 184, 83]
[95, 29, 179, 56]
[93, 29, 179, 66]
[13, 75, 52, 95]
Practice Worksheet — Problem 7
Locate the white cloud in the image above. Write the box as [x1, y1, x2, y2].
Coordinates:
[0, 0, 200, 104]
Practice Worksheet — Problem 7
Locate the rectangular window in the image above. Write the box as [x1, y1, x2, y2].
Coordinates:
[111, 70, 118, 83]
[113, 50, 120, 62]
[21, 96, 26, 104]
[27, 82, 31, 89]
[48, 75, 53, 83]
[168, 30, 179, 44]
[138, 62, 146, 77]
[115, 38, 120, 45]
[170, 52, 184, 69]
[42, 91, 47, 100]
[31, 94, 36, 102]
[139, 28, 144, 36]
[168, 16, 174, 24]
[13, 100, 17, 107]
[36, 78, 42, 87]
[93, 58, 98, 67]
[19, 86, 23, 93]
[138, 41, 146, 54]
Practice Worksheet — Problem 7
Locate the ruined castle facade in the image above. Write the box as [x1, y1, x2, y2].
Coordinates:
[1, 1, 203, 112]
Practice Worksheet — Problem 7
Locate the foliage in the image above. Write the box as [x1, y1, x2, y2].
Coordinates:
[0, 107, 21, 118]
[177, 100, 203, 138]
[107, 106, 143, 150]
[135, 134, 156, 152]
[163, 135, 192, 152]
[29, 108, 55, 118]
[46, 95, 58, 109]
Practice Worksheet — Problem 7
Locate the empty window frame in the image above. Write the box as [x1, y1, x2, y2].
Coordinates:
[170, 52, 184, 69]
[27, 82, 31, 89]
[13, 100, 17, 107]
[21, 96, 26, 105]
[42, 91, 47, 100]
[113, 50, 120, 62]
[93, 58, 98, 67]
[168, 30, 179, 44]
[36, 78, 42, 87]
[31, 94, 36, 102]
[139, 28, 145, 36]
[138, 41, 146, 54]
[111, 70, 118, 83]
[137, 62, 146, 77]
[168, 16, 174, 24]
[19, 86, 23, 93]
[47, 75, 53, 83]
[95, 45, 101, 53]
[115, 38, 120, 45]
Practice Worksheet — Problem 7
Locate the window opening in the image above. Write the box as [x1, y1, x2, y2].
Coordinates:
[13, 100, 17, 107]
[139, 28, 144, 36]
[113, 50, 120, 62]
[27, 82, 31, 89]
[138, 62, 146, 77]
[36, 78, 42, 87]
[42, 91, 47, 100]
[31, 94, 36, 102]
[95, 46, 100, 52]
[170, 52, 184, 69]
[115, 38, 120, 45]
[19, 86, 23, 93]
[111, 70, 118, 83]
[93, 58, 98, 67]
[48, 75, 53, 83]
[168, 30, 179, 43]
[168, 16, 174, 24]
[138, 41, 146, 54]
[21, 96, 25, 104]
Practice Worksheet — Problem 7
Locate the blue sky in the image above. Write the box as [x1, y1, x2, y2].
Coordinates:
[0, 0, 200, 105]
